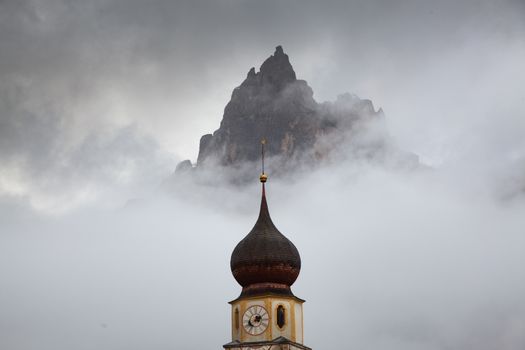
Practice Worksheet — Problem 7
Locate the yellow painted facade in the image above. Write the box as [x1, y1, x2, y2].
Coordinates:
[230, 295, 304, 344]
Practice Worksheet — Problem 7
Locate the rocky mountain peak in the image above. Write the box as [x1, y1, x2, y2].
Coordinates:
[173, 46, 418, 183]
[258, 45, 297, 90]
[239, 46, 297, 93]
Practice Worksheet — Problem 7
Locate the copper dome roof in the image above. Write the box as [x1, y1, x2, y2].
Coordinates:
[230, 184, 301, 297]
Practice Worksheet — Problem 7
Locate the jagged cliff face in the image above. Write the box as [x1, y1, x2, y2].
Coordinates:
[176, 46, 413, 179]
[197, 46, 322, 167]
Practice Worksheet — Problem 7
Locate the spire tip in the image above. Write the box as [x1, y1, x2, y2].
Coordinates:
[260, 138, 267, 183]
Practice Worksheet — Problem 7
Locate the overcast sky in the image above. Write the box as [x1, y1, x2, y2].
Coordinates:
[1, 0, 525, 210]
[1, 0, 525, 349]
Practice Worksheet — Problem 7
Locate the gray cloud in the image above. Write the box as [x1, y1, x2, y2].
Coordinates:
[1, 0, 525, 349]
[1, 162, 525, 350]
[1, 0, 524, 210]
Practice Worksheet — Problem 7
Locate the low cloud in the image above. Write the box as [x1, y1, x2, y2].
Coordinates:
[1, 158, 525, 350]
[1, 0, 525, 349]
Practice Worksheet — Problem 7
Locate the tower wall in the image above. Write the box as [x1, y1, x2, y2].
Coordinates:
[230, 295, 304, 344]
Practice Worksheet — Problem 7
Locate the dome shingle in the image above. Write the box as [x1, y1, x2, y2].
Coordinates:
[230, 184, 301, 297]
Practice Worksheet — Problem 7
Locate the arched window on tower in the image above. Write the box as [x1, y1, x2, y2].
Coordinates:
[277, 305, 285, 328]
[235, 308, 239, 330]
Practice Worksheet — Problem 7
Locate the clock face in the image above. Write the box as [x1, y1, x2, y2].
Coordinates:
[242, 305, 269, 335]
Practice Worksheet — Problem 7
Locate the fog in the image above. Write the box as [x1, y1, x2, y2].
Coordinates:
[1, 162, 525, 350]
[1, 0, 525, 349]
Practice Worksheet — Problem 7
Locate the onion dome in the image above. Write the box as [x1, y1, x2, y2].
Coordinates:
[230, 177, 301, 297]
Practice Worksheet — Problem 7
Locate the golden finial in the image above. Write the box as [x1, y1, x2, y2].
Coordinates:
[260, 138, 268, 183]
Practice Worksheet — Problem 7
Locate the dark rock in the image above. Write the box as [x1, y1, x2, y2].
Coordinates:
[173, 46, 417, 181]
[175, 159, 193, 173]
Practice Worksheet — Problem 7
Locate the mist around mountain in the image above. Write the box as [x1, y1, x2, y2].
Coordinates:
[1, 2, 525, 349]
[171, 46, 419, 186]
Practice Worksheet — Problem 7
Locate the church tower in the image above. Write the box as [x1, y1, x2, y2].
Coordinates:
[224, 141, 311, 350]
